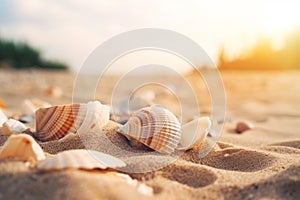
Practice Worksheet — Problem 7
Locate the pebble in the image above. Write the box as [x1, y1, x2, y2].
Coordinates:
[235, 121, 252, 134]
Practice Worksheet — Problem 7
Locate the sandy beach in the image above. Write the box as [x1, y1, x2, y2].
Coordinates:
[0, 69, 299, 200]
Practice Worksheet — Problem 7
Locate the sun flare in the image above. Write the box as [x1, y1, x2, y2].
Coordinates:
[262, 1, 300, 35]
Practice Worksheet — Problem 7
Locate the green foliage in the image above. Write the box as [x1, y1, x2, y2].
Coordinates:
[0, 37, 68, 70]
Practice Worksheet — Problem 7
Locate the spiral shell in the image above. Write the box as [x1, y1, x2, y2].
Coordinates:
[118, 105, 181, 154]
[0, 134, 46, 163]
[34, 101, 110, 141]
[37, 149, 125, 170]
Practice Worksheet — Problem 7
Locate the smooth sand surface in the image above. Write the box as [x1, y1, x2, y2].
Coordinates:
[0, 69, 299, 200]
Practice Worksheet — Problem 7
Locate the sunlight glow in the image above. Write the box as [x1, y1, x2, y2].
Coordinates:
[262, 1, 300, 35]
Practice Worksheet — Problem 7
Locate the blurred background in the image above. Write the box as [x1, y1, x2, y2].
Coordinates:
[0, 0, 300, 72]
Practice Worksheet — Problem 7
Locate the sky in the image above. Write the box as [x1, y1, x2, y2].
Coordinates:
[0, 0, 300, 73]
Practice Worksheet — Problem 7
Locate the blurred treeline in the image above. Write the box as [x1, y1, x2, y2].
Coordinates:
[0, 37, 68, 70]
[218, 27, 300, 70]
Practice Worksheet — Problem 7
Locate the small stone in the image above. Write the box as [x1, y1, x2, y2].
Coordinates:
[235, 121, 252, 134]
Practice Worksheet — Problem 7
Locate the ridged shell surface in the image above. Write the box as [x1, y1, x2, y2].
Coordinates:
[0, 134, 46, 163]
[37, 149, 125, 170]
[35, 101, 110, 141]
[118, 105, 181, 154]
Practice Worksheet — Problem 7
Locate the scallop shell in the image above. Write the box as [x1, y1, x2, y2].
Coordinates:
[118, 105, 181, 154]
[177, 117, 211, 150]
[0, 109, 8, 127]
[0, 134, 46, 163]
[37, 149, 125, 170]
[1, 119, 28, 136]
[34, 101, 110, 141]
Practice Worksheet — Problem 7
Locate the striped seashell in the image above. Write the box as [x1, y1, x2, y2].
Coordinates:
[34, 101, 110, 141]
[118, 105, 181, 154]
[0, 134, 46, 163]
[37, 149, 125, 170]
[1, 119, 28, 136]
[177, 117, 211, 150]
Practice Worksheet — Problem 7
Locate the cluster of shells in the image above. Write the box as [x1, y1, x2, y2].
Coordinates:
[0, 97, 211, 196]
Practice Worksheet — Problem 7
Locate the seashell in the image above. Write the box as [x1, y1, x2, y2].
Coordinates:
[118, 105, 181, 154]
[177, 117, 211, 150]
[1, 119, 28, 136]
[0, 134, 46, 163]
[21, 99, 51, 115]
[0, 109, 8, 127]
[37, 149, 125, 170]
[34, 101, 110, 141]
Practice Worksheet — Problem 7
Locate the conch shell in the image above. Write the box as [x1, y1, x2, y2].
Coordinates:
[0, 134, 46, 163]
[34, 101, 110, 141]
[1, 119, 28, 136]
[37, 149, 125, 170]
[118, 105, 181, 154]
[177, 117, 211, 150]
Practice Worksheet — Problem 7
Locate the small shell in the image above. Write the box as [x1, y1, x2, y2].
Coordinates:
[37, 149, 125, 170]
[1, 119, 28, 136]
[0, 109, 8, 127]
[118, 105, 181, 154]
[34, 101, 110, 141]
[177, 117, 211, 150]
[0, 134, 46, 163]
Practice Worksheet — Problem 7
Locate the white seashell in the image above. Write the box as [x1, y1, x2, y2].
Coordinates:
[34, 101, 110, 141]
[177, 117, 211, 150]
[118, 105, 181, 154]
[1, 119, 28, 136]
[0, 109, 8, 127]
[37, 149, 125, 170]
[21, 99, 51, 115]
[0, 134, 46, 163]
